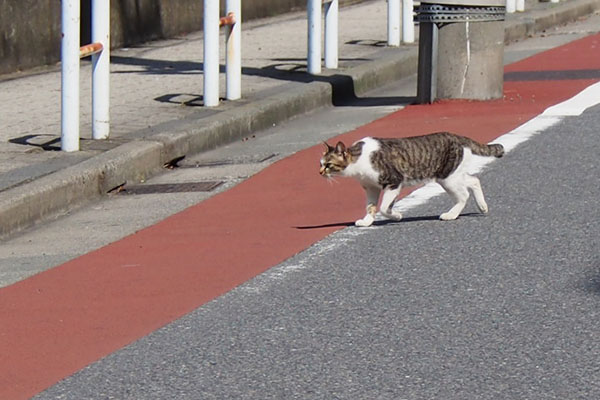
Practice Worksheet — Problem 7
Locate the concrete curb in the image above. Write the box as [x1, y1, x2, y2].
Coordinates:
[504, 0, 600, 42]
[1, 0, 598, 238]
[0, 141, 164, 237]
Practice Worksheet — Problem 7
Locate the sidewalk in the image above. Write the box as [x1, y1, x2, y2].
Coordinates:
[0, 0, 599, 239]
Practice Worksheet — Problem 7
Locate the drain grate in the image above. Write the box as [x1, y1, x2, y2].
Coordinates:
[182, 153, 279, 168]
[118, 181, 224, 195]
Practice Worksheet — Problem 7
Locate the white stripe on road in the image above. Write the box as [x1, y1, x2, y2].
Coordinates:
[393, 81, 600, 215]
[543, 81, 600, 116]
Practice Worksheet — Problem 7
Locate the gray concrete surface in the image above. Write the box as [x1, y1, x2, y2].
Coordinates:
[0, 0, 599, 239]
[436, 20, 505, 100]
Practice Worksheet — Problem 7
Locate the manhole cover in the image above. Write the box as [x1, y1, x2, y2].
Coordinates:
[118, 181, 223, 195]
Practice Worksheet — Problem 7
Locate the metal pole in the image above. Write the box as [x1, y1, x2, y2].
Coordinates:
[506, 0, 516, 13]
[324, 0, 338, 69]
[61, 0, 80, 152]
[204, 0, 220, 106]
[92, 0, 110, 139]
[388, 0, 400, 46]
[307, 0, 321, 75]
[402, 0, 415, 43]
[416, 22, 438, 103]
[226, 0, 241, 100]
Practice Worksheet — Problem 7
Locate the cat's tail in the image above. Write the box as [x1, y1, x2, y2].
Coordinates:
[459, 136, 505, 158]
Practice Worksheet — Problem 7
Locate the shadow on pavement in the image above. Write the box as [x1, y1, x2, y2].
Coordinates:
[111, 55, 416, 108]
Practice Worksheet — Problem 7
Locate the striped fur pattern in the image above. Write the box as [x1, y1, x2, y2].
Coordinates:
[320, 132, 504, 227]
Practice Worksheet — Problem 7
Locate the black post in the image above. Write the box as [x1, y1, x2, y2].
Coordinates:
[416, 22, 439, 104]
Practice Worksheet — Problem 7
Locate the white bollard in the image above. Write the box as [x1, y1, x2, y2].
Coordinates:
[226, 0, 242, 100]
[61, 0, 80, 152]
[307, 0, 322, 75]
[506, 0, 516, 13]
[402, 0, 415, 43]
[324, 0, 338, 69]
[92, 0, 110, 140]
[204, 0, 220, 106]
[516, 0, 525, 11]
[388, 0, 400, 46]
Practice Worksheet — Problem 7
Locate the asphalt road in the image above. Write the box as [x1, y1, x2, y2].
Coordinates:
[34, 106, 600, 398]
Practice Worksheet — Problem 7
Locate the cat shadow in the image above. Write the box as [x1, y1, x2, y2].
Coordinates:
[295, 221, 356, 229]
[295, 213, 484, 230]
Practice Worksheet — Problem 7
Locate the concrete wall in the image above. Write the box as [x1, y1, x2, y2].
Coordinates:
[0, 0, 62, 75]
[0, 0, 365, 76]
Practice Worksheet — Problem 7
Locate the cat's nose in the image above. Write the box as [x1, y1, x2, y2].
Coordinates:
[319, 166, 326, 175]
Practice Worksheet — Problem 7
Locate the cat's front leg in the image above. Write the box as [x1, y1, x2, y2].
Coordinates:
[379, 185, 403, 221]
[355, 186, 380, 227]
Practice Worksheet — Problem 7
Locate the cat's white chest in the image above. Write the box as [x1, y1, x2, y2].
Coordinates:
[343, 137, 380, 185]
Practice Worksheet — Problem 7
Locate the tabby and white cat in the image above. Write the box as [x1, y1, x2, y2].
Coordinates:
[319, 132, 504, 227]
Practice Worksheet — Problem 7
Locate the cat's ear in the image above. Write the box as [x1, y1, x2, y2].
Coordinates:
[335, 141, 346, 154]
[323, 141, 334, 154]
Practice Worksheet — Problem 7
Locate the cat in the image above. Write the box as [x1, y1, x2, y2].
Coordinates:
[319, 132, 504, 227]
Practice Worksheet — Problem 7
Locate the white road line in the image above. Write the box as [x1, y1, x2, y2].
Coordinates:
[394, 81, 600, 215]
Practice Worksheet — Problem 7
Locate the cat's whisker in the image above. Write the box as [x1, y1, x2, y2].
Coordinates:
[326, 176, 340, 185]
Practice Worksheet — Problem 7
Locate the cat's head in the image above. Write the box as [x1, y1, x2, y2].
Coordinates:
[319, 141, 350, 177]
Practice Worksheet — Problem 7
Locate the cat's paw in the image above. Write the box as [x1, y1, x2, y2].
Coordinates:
[477, 203, 489, 214]
[384, 211, 403, 221]
[355, 216, 374, 227]
[439, 212, 459, 221]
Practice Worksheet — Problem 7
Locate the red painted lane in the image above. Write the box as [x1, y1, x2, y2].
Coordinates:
[1, 33, 599, 399]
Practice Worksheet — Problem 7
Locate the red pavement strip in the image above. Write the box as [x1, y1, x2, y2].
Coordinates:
[1, 33, 599, 399]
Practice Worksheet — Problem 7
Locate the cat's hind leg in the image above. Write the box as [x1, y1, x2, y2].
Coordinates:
[379, 185, 403, 222]
[438, 175, 470, 221]
[355, 186, 380, 227]
[465, 174, 488, 214]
